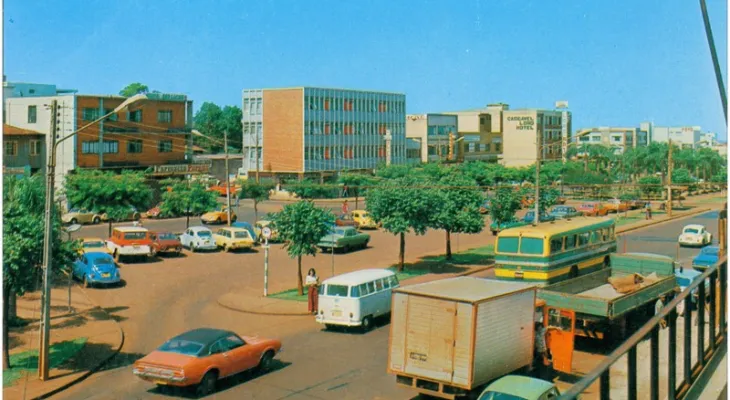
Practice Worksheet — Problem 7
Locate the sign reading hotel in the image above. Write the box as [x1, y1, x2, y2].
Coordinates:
[506, 115, 535, 131]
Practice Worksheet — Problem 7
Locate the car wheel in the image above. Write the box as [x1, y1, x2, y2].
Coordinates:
[195, 370, 218, 397]
[343, 245, 350, 253]
[92, 216, 100, 224]
[361, 316, 373, 332]
[70, 218, 78, 225]
[224, 244, 230, 252]
[192, 243, 197, 253]
[362, 241, 368, 249]
[491, 230, 497, 236]
[216, 217, 222, 224]
[256, 350, 275, 373]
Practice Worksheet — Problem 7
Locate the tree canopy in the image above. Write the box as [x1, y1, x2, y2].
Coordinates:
[238, 180, 274, 221]
[430, 171, 484, 259]
[160, 179, 218, 227]
[119, 83, 150, 97]
[193, 102, 243, 152]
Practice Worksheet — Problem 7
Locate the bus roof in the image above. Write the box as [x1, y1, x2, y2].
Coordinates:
[322, 269, 395, 286]
[499, 216, 614, 238]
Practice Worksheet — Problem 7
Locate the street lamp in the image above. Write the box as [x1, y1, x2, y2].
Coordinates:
[191, 129, 232, 226]
[39, 94, 147, 380]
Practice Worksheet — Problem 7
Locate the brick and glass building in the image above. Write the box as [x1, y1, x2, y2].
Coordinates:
[242, 87, 407, 179]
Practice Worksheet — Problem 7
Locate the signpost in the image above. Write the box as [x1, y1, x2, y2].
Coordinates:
[262, 227, 272, 296]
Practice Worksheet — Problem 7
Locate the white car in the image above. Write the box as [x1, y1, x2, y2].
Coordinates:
[678, 224, 712, 247]
[179, 226, 218, 252]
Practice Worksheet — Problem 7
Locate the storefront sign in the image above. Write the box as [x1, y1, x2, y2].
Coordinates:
[151, 164, 210, 175]
[145, 93, 187, 102]
[3, 166, 29, 175]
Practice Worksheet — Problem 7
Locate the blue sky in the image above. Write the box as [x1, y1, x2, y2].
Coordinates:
[5, 0, 728, 139]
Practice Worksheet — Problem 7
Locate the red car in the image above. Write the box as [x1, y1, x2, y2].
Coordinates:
[133, 328, 282, 396]
[146, 203, 163, 219]
[335, 213, 358, 227]
[150, 232, 182, 256]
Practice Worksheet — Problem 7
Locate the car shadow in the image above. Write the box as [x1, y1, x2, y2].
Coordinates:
[320, 314, 392, 335]
[157, 252, 189, 259]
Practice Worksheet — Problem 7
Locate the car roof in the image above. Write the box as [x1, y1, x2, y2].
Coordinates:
[114, 227, 148, 233]
[84, 252, 114, 261]
[484, 375, 555, 398]
[701, 245, 720, 252]
[683, 224, 705, 230]
[217, 227, 247, 232]
[172, 328, 234, 345]
[81, 237, 106, 243]
[323, 269, 395, 286]
[189, 226, 212, 232]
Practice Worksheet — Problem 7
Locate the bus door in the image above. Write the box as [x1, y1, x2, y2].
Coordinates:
[545, 307, 576, 374]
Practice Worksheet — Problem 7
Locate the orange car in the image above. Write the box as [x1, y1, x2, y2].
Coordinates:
[605, 199, 629, 213]
[207, 184, 241, 197]
[578, 202, 609, 217]
[133, 328, 282, 396]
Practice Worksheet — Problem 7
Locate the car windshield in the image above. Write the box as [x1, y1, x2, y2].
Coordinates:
[234, 231, 250, 239]
[91, 257, 114, 265]
[83, 241, 105, 248]
[525, 212, 534, 218]
[477, 391, 528, 400]
[325, 284, 349, 297]
[158, 339, 205, 356]
[197, 231, 212, 237]
[159, 233, 177, 240]
[702, 247, 719, 255]
[334, 229, 347, 236]
[360, 212, 370, 218]
[124, 232, 147, 240]
[684, 228, 699, 234]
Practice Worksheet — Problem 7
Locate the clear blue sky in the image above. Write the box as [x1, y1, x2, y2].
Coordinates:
[5, 0, 728, 140]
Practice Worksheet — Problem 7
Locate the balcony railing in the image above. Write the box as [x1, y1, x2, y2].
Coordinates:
[560, 254, 727, 400]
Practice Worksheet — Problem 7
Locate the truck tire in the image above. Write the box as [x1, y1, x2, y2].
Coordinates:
[602, 256, 611, 269]
[569, 265, 579, 279]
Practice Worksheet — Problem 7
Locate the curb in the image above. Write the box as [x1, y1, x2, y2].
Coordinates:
[32, 288, 125, 400]
[270, 196, 361, 204]
[616, 207, 714, 236]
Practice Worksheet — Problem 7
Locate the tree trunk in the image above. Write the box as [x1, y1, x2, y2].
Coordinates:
[297, 256, 304, 295]
[254, 200, 259, 222]
[584, 158, 588, 172]
[445, 230, 452, 260]
[355, 195, 359, 210]
[108, 220, 113, 237]
[8, 293, 16, 320]
[399, 232, 405, 272]
[3, 286, 11, 369]
[186, 213, 190, 229]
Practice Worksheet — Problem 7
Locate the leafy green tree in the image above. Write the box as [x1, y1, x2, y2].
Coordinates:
[538, 187, 561, 214]
[160, 179, 218, 228]
[430, 173, 484, 259]
[711, 169, 727, 184]
[289, 179, 337, 199]
[489, 186, 521, 226]
[366, 177, 440, 271]
[272, 201, 334, 295]
[338, 173, 376, 209]
[64, 170, 153, 236]
[3, 175, 78, 368]
[374, 164, 413, 180]
[193, 102, 225, 152]
[638, 176, 662, 199]
[119, 82, 149, 97]
[238, 180, 274, 221]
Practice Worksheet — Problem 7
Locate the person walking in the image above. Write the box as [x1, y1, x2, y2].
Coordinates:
[342, 199, 349, 215]
[645, 201, 652, 220]
[306, 268, 320, 315]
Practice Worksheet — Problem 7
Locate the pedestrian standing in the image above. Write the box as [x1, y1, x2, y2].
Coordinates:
[306, 268, 320, 314]
[342, 184, 349, 197]
[645, 201, 652, 220]
[534, 323, 551, 380]
[234, 194, 240, 208]
[342, 199, 349, 215]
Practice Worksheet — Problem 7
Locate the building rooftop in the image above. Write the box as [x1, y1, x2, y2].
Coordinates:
[244, 86, 405, 96]
[3, 124, 44, 136]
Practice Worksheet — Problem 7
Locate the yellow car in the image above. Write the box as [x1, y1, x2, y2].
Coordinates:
[62, 209, 104, 225]
[254, 220, 280, 242]
[213, 227, 255, 252]
[351, 210, 378, 229]
[201, 206, 237, 224]
[79, 237, 113, 255]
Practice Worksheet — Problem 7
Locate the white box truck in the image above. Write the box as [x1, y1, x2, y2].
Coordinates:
[387, 277, 538, 399]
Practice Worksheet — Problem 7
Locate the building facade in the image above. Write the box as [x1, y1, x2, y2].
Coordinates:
[405, 113, 458, 162]
[649, 125, 702, 148]
[242, 87, 407, 177]
[444, 103, 505, 162]
[500, 108, 572, 167]
[3, 124, 45, 177]
[574, 126, 648, 153]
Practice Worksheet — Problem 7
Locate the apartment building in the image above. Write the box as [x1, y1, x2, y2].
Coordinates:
[574, 126, 648, 153]
[648, 124, 702, 148]
[444, 103, 505, 162]
[405, 113, 458, 162]
[241, 87, 408, 178]
[3, 124, 45, 177]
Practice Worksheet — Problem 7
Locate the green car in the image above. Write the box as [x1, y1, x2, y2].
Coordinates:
[318, 226, 370, 253]
[489, 219, 528, 236]
[477, 375, 560, 400]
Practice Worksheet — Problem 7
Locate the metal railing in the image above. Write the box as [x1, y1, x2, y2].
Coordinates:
[560, 256, 727, 399]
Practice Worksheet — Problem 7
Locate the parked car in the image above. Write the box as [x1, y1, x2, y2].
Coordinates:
[521, 211, 556, 224]
[201, 206, 237, 224]
[678, 224, 713, 247]
[72, 252, 121, 288]
[253, 220, 279, 242]
[605, 198, 629, 213]
[578, 202, 609, 216]
[692, 245, 720, 271]
[477, 375, 560, 400]
[101, 206, 141, 222]
[489, 219, 527, 236]
[150, 231, 182, 256]
[629, 199, 648, 210]
[548, 205, 581, 220]
[79, 237, 113, 255]
[145, 203, 164, 219]
[207, 184, 241, 197]
[106, 227, 154, 262]
[213, 227, 255, 252]
[232, 221, 258, 243]
[180, 226, 218, 252]
[335, 213, 358, 227]
[318, 226, 370, 253]
[62, 209, 104, 225]
[351, 210, 377, 229]
[479, 199, 491, 214]
[133, 328, 281, 397]
[674, 265, 711, 315]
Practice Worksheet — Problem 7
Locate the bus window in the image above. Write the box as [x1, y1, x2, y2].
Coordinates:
[521, 237, 544, 255]
[565, 235, 576, 249]
[374, 279, 384, 291]
[602, 229, 609, 241]
[350, 285, 361, 298]
[497, 237, 519, 253]
[326, 284, 349, 297]
[590, 231, 600, 243]
[550, 237, 563, 253]
[578, 232, 590, 247]
[389, 275, 399, 288]
[610, 227, 615, 240]
[366, 281, 375, 293]
[382, 277, 391, 289]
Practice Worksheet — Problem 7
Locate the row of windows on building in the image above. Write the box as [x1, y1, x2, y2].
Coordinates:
[465, 142, 501, 153]
[305, 121, 404, 136]
[80, 139, 174, 154]
[426, 125, 458, 136]
[81, 108, 173, 123]
[305, 96, 404, 114]
[242, 122, 263, 134]
[242, 98, 263, 115]
[304, 145, 406, 161]
[4, 140, 42, 156]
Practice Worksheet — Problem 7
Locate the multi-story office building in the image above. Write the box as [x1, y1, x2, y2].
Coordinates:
[241, 87, 407, 178]
[4, 81, 194, 185]
[501, 107, 572, 167]
[444, 103, 505, 162]
[648, 124, 702, 148]
[574, 126, 649, 153]
[405, 113, 458, 162]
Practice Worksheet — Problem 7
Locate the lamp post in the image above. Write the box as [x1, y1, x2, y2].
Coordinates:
[192, 129, 232, 226]
[38, 94, 147, 380]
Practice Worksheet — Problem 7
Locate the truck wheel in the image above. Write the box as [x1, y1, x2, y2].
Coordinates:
[491, 230, 497, 236]
[569, 265, 579, 279]
[83, 275, 90, 288]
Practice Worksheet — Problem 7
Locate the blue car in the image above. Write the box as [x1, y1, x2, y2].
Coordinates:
[692, 245, 719, 271]
[73, 252, 121, 288]
[674, 266, 710, 313]
[521, 211, 556, 224]
[231, 221, 258, 243]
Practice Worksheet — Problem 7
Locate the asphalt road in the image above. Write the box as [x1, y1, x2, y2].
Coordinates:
[54, 208, 722, 400]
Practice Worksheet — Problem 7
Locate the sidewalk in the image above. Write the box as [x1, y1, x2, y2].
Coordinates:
[2, 286, 123, 400]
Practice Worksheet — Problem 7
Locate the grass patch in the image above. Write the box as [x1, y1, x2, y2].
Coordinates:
[268, 288, 308, 302]
[694, 196, 725, 204]
[3, 337, 88, 387]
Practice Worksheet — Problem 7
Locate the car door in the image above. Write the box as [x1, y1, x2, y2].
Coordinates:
[221, 335, 258, 373]
[183, 229, 193, 247]
[208, 340, 236, 377]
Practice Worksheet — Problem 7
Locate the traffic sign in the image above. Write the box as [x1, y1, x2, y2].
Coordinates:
[261, 227, 272, 239]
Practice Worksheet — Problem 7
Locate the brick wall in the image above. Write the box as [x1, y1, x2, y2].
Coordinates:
[262, 89, 303, 173]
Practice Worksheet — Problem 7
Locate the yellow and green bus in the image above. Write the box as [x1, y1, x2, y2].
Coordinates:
[494, 217, 617, 284]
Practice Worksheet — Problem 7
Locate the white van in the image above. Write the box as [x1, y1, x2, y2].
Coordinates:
[316, 269, 399, 331]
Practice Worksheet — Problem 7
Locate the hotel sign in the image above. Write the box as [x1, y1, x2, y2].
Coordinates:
[150, 164, 210, 175]
[506, 116, 535, 131]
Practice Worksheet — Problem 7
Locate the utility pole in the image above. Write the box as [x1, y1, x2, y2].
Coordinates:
[700, 0, 728, 124]
[224, 131, 232, 226]
[255, 129, 260, 183]
[39, 100, 58, 380]
[667, 139, 673, 218]
[534, 130, 542, 225]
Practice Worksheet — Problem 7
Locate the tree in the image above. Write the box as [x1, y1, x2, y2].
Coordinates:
[220, 105, 243, 150]
[160, 179, 218, 228]
[64, 170, 153, 236]
[338, 173, 376, 209]
[430, 173, 484, 259]
[638, 176, 662, 199]
[238, 180, 274, 221]
[489, 186, 521, 225]
[3, 175, 78, 369]
[119, 82, 149, 97]
[289, 179, 337, 199]
[374, 164, 413, 180]
[366, 176, 439, 271]
[272, 201, 334, 295]
[193, 102, 225, 152]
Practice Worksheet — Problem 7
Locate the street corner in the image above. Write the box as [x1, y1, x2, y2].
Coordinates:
[217, 291, 310, 316]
